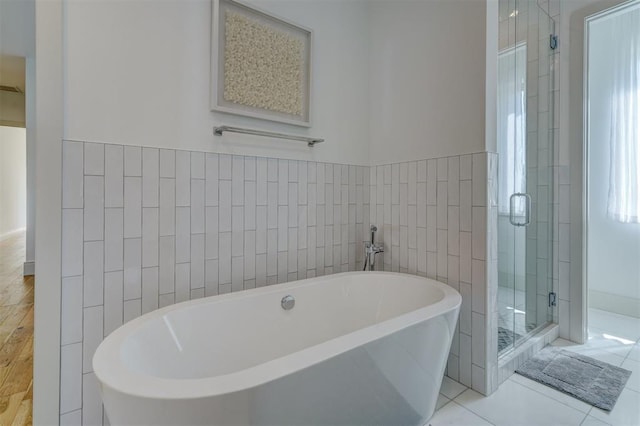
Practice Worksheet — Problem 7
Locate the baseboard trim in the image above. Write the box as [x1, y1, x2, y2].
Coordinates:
[23, 261, 35, 276]
[589, 289, 640, 319]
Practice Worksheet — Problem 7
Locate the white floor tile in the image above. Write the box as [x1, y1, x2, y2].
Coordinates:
[627, 344, 640, 362]
[589, 388, 640, 426]
[551, 337, 577, 347]
[429, 304, 640, 426]
[552, 331, 634, 360]
[454, 379, 586, 426]
[509, 373, 592, 413]
[439, 376, 467, 400]
[428, 401, 493, 426]
[589, 326, 638, 347]
[550, 337, 627, 366]
[579, 415, 611, 426]
[436, 394, 450, 410]
[620, 358, 640, 393]
[588, 309, 640, 342]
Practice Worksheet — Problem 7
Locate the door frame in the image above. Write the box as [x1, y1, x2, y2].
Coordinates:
[567, 0, 631, 344]
[583, 0, 640, 324]
[32, 0, 64, 423]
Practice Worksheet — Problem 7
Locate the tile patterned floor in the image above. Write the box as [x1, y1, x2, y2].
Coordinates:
[497, 286, 538, 353]
[0, 232, 33, 425]
[431, 308, 640, 426]
[497, 326, 523, 353]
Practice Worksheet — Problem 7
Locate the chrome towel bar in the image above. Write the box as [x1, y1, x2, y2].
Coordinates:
[213, 125, 324, 147]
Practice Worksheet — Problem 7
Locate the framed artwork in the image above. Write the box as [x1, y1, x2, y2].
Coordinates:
[211, 0, 313, 127]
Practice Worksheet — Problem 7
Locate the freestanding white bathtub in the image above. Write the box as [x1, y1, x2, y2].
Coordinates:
[93, 271, 461, 426]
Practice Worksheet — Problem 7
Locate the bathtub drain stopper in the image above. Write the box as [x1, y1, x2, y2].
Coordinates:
[281, 295, 295, 310]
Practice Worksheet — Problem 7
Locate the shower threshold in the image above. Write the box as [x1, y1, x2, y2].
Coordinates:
[498, 321, 554, 358]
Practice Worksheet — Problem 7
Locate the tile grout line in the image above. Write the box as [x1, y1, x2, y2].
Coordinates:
[79, 141, 86, 421]
[449, 397, 498, 426]
[577, 410, 591, 425]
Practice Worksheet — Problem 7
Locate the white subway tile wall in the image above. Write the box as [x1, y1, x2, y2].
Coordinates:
[60, 141, 498, 423]
[369, 152, 496, 395]
[60, 141, 372, 423]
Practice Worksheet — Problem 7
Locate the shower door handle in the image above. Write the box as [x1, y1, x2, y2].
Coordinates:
[509, 193, 532, 227]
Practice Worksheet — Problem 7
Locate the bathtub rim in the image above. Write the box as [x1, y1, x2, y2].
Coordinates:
[93, 271, 461, 400]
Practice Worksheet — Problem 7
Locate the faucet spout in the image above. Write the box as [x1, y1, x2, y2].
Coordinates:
[370, 224, 377, 245]
[363, 224, 384, 271]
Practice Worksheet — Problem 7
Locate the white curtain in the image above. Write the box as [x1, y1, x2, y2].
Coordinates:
[497, 44, 527, 216]
[607, 5, 640, 223]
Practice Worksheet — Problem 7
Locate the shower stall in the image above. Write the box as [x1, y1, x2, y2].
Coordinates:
[496, 0, 557, 355]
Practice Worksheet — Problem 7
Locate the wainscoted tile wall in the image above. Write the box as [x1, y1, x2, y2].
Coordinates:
[59, 140, 371, 424]
[368, 153, 498, 395]
[59, 140, 502, 424]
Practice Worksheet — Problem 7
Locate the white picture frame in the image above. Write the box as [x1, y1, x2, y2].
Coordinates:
[211, 0, 313, 127]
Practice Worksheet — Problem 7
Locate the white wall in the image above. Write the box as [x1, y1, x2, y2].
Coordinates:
[368, 0, 487, 165]
[0, 0, 35, 58]
[587, 11, 640, 316]
[0, 126, 26, 237]
[24, 56, 36, 274]
[33, 0, 63, 422]
[64, 0, 371, 165]
[62, 0, 497, 168]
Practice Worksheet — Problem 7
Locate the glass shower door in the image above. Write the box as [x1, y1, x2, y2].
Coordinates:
[497, 0, 555, 355]
[497, 40, 528, 354]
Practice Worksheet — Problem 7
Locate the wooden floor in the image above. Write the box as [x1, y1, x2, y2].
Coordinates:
[0, 232, 33, 426]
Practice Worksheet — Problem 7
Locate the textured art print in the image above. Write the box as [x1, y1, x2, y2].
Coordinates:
[224, 11, 303, 116]
[211, 0, 312, 127]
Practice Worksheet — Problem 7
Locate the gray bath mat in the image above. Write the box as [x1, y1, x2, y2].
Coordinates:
[515, 346, 631, 411]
